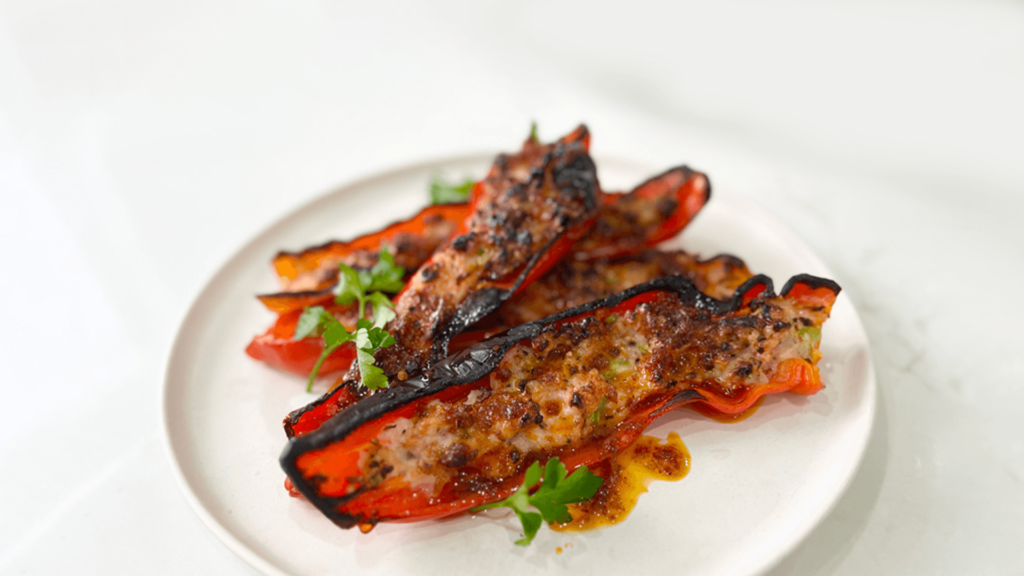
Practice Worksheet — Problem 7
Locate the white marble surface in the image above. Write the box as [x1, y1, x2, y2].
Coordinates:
[1, 1, 1022, 574]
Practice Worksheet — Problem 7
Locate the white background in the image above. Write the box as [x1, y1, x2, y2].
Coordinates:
[1, 1, 1022, 574]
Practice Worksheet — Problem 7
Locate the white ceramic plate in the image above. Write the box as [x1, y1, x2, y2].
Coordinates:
[162, 155, 875, 576]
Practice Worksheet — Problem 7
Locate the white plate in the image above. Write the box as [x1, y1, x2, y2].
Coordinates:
[162, 155, 875, 576]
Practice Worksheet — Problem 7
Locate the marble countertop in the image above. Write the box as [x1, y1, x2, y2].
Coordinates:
[1, 1, 1022, 574]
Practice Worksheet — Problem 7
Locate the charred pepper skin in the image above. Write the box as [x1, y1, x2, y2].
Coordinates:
[370, 125, 600, 378]
[245, 203, 468, 376]
[571, 165, 710, 261]
[248, 155, 712, 380]
[279, 126, 601, 428]
[259, 203, 468, 312]
[280, 273, 840, 530]
[281, 249, 752, 436]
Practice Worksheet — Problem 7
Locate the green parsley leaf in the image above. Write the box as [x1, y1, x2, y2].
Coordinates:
[528, 121, 538, 142]
[354, 328, 391, 391]
[322, 320, 354, 348]
[365, 245, 405, 293]
[296, 311, 356, 392]
[298, 310, 396, 393]
[299, 246, 404, 392]
[429, 176, 474, 205]
[293, 306, 327, 340]
[514, 510, 543, 546]
[367, 291, 397, 327]
[364, 325, 396, 349]
[334, 266, 365, 310]
[470, 458, 603, 546]
[335, 245, 405, 318]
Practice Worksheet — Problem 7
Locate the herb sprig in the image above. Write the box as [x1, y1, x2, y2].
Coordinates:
[293, 246, 405, 392]
[471, 458, 603, 546]
[429, 176, 475, 205]
[334, 246, 405, 318]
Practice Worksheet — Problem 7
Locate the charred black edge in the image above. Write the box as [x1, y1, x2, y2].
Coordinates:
[631, 164, 711, 205]
[257, 286, 335, 305]
[284, 384, 346, 438]
[283, 135, 598, 437]
[565, 123, 589, 146]
[280, 247, 748, 437]
[662, 388, 706, 415]
[700, 253, 746, 269]
[780, 273, 842, 297]
[428, 137, 599, 364]
[628, 249, 748, 269]
[279, 272, 837, 528]
[271, 203, 469, 262]
[427, 232, 562, 366]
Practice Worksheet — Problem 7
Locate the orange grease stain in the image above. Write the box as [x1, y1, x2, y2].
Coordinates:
[552, 432, 690, 532]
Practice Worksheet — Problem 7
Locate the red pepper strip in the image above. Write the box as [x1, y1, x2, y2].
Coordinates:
[256, 289, 336, 315]
[492, 251, 753, 327]
[263, 164, 702, 317]
[283, 126, 600, 432]
[282, 250, 752, 437]
[245, 305, 360, 377]
[272, 202, 469, 285]
[571, 166, 710, 261]
[252, 164, 708, 377]
[280, 274, 839, 528]
[252, 129, 599, 383]
[247, 204, 467, 377]
[366, 125, 600, 377]
[260, 203, 469, 312]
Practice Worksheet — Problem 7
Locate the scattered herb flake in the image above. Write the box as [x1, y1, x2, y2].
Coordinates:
[590, 397, 609, 424]
[429, 176, 474, 205]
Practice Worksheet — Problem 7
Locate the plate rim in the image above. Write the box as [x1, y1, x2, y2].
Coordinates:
[160, 152, 877, 576]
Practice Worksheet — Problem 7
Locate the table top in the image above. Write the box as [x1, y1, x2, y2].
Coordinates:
[1, 2, 1022, 574]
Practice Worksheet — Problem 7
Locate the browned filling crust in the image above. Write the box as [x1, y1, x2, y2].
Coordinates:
[370, 130, 599, 378]
[358, 288, 830, 498]
[494, 250, 753, 326]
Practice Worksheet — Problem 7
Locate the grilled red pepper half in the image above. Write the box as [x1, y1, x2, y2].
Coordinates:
[248, 159, 710, 379]
[370, 124, 600, 376]
[572, 166, 710, 261]
[282, 250, 753, 436]
[246, 204, 467, 376]
[280, 126, 600, 423]
[280, 273, 840, 529]
[260, 202, 468, 313]
[492, 250, 752, 327]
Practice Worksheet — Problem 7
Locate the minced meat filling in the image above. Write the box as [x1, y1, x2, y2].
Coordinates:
[359, 291, 829, 496]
